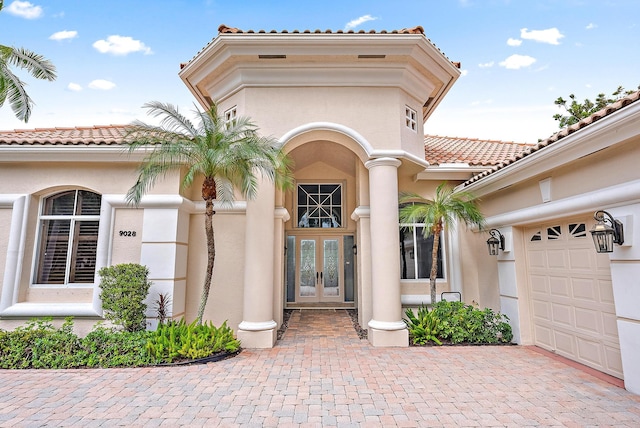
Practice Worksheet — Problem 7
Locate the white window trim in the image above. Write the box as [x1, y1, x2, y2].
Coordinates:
[405, 106, 417, 132]
[31, 190, 101, 288]
[224, 106, 237, 127]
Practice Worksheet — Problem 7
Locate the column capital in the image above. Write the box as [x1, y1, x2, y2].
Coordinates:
[365, 157, 402, 170]
[351, 206, 370, 222]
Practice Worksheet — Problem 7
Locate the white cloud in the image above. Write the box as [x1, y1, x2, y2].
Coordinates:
[344, 15, 377, 30]
[49, 30, 78, 41]
[520, 28, 565, 45]
[499, 54, 536, 69]
[67, 83, 82, 91]
[460, 69, 469, 77]
[5, 1, 43, 19]
[88, 79, 116, 90]
[92, 35, 153, 56]
[507, 38, 522, 47]
[586, 23, 597, 30]
[478, 61, 494, 68]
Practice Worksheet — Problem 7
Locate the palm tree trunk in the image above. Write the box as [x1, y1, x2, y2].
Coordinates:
[196, 197, 216, 325]
[430, 225, 441, 307]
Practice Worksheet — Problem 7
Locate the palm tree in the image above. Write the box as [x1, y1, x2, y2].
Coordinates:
[125, 101, 292, 325]
[0, 1, 57, 122]
[399, 182, 485, 306]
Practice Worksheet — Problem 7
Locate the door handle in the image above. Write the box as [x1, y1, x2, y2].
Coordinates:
[320, 271, 323, 284]
[316, 271, 319, 284]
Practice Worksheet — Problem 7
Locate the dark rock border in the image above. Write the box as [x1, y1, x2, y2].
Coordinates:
[154, 350, 241, 366]
[346, 309, 367, 339]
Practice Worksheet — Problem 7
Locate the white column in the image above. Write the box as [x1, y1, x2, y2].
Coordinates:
[364, 157, 408, 347]
[608, 204, 640, 394]
[237, 177, 277, 348]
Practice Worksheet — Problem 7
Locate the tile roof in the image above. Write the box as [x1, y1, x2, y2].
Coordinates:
[0, 125, 127, 146]
[180, 25, 461, 70]
[463, 90, 640, 186]
[424, 135, 534, 167]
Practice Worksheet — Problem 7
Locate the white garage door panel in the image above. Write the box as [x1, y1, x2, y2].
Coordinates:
[572, 278, 597, 301]
[549, 276, 570, 297]
[526, 218, 623, 379]
[568, 248, 593, 270]
[574, 307, 600, 334]
[551, 303, 572, 327]
[604, 345, 623, 374]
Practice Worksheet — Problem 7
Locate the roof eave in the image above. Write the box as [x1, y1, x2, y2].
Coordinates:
[458, 100, 640, 197]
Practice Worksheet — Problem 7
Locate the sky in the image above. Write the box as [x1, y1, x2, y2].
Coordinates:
[1, 0, 639, 144]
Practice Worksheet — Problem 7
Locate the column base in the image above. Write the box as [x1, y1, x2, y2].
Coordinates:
[237, 325, 277, 348]
[368, 327, 408, 347]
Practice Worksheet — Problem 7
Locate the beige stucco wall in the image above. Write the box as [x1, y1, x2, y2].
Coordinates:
[184, 211, 246, 328]
[221, 86, 426, 160]
[0, 161, 182, 312]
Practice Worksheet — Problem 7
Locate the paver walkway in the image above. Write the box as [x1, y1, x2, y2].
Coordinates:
[0, 310, 639, 427]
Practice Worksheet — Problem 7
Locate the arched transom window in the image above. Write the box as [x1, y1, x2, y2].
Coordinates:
[34, 190, 101, 285]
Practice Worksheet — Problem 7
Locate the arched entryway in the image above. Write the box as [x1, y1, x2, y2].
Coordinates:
[280, 125, 368, 310]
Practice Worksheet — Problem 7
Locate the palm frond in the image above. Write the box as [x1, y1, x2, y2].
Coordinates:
[6, 47, 56, 81]
[1, 64, 32, 122]
[141, 101, 198, 136]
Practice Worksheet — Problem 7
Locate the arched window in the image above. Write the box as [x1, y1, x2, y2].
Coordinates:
[34, 190, 101, 285]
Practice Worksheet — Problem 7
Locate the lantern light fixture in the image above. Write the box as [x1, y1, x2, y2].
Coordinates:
[590, 210, 624, 253]
[487, 229, 505, 256]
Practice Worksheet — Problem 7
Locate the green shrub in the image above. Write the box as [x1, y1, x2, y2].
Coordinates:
[406, 301, 513, 345]
[31, 317, 83, 369]
[404, 306, 442, 345]
[77, 325, 156, 367]
[0, 318, 61, 368]
[146, 319, 241, 363]
[0, 317, 239, 369]
[98, 263, 152, 332]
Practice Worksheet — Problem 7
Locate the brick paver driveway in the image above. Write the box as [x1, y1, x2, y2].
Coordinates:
[0, 310, 639, 427]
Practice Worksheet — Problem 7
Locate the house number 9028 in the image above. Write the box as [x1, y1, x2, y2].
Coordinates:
[119, 230, 137, 237]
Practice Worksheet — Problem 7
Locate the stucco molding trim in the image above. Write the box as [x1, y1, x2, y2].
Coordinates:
[0, 147, 147, 163]
[484, 179, 640, 228]
[238, 320, 277, 331]
[274, 207, 290, 222]
[0, 195, 29, 312]
[365, 157, 403, 170]
[280, 121, 374, 155]
[0, 303, 101, 318]
[351, 206, 370, 221]
[102, 194, 197, 211]
[368, 319, 406, 331]
[369, 150, 430, 169]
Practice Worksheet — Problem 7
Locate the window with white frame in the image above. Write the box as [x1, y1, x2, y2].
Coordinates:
[224, 106, 237, 127]
[399, 225, 443, 279]
[34, 190, 101, 285]
[405, 106, 417, 132]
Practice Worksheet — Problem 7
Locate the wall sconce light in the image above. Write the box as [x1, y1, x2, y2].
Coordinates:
[352, 244, 357, 255]
[590, 210, 624, 253]
[486, 229, 505, 256]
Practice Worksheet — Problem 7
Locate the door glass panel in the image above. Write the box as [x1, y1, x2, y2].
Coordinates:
[323, 239, 339, 297]
[300, 239, 316, 297]
[286, 236, 295, 302]
[343, 235, 354, 302]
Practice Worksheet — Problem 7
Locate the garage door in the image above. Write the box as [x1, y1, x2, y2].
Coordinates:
[525, 218, 623, 379]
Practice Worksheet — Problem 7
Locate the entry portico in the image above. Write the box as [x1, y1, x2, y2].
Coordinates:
[179, 25, 461, 347]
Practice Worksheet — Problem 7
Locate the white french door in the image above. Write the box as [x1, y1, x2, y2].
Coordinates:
[293, 235, 343, 303]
